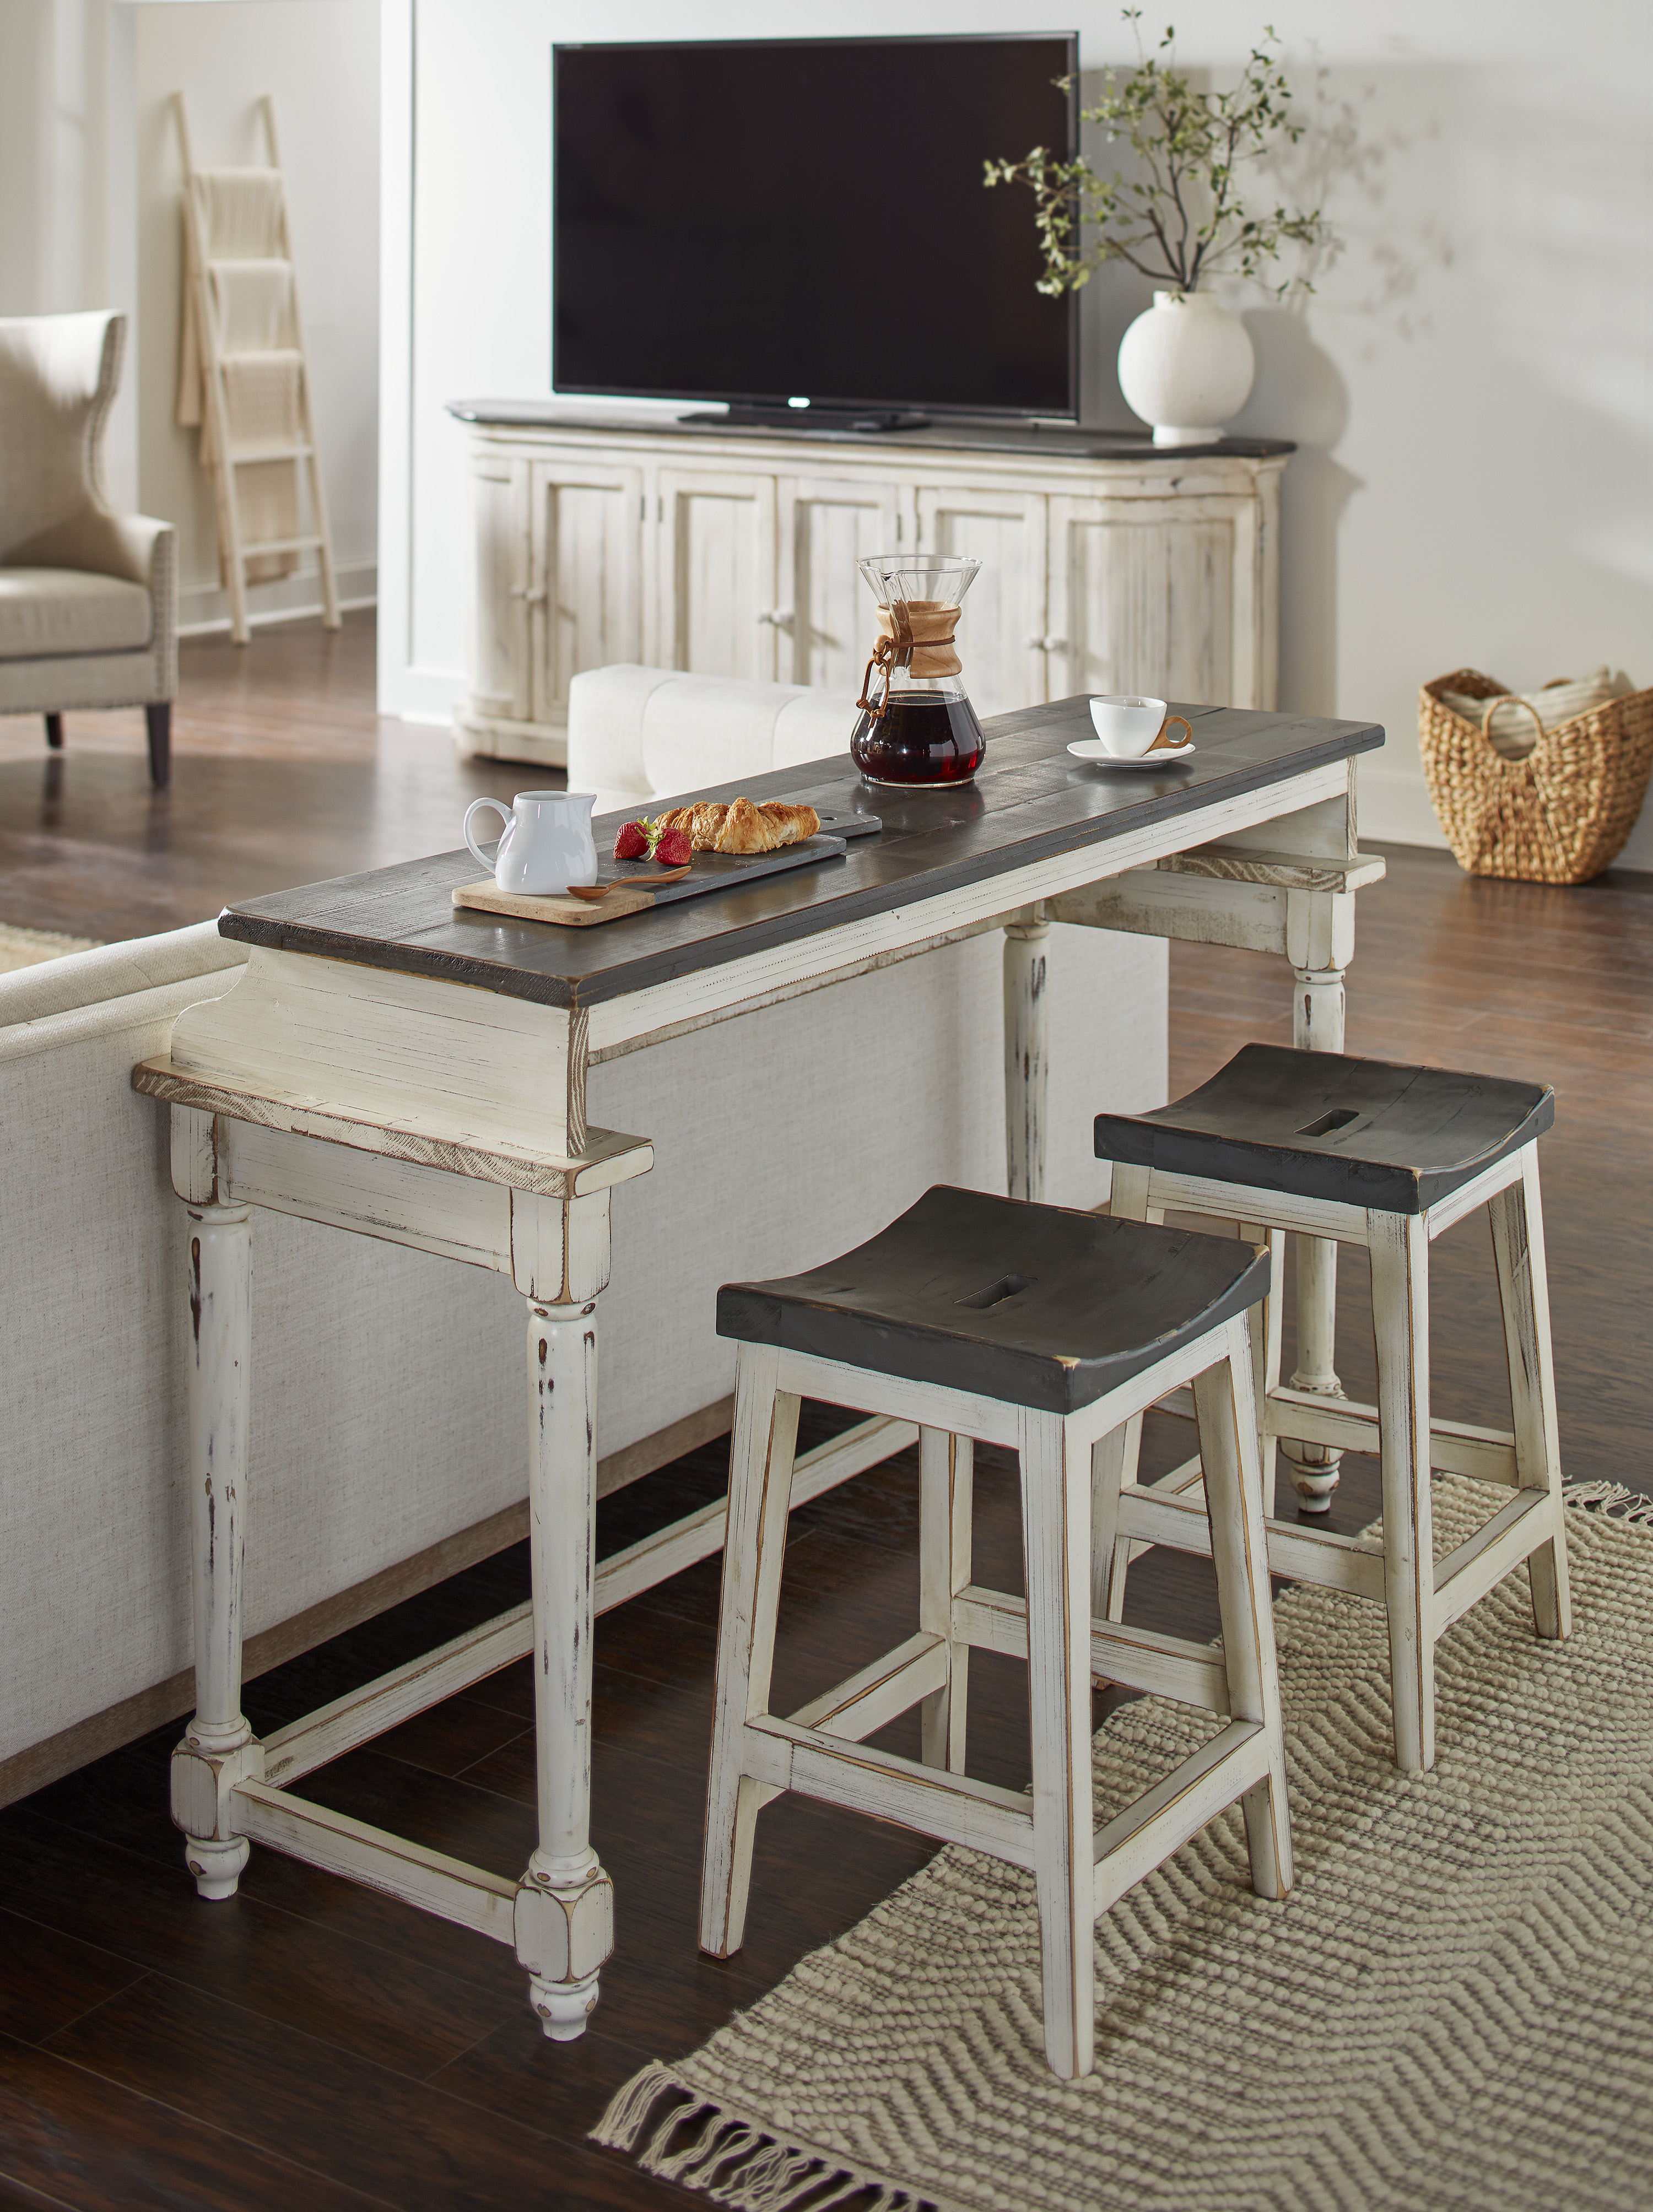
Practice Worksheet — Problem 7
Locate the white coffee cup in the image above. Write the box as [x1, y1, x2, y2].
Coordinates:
[1088, 695, 1187, 758]
[463, 790, 599, 895]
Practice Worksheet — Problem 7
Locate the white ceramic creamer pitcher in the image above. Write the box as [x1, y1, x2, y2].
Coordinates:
[463, 790, 599, 896]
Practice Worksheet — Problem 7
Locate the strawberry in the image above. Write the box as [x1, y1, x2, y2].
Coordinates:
[612, 818, 649, 860]
[652, 826, 692, 868]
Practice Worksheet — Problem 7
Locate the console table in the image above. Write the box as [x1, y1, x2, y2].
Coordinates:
[446, 402, 1293, 768]
[133, 695, 1381, 2038]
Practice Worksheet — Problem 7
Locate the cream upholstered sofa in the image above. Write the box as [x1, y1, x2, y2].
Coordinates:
[0, 310, 176, 784]
[2, 678, 1165, 1802]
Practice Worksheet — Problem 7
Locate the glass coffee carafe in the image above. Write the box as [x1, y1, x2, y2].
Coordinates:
[851, 554, 985, 788]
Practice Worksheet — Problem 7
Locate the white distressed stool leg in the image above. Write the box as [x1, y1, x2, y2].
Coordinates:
[919, 1429, 974, 1773]
[511, 1189, 617, 2041]
[700, 1344, 800, 1959]
[1019, 1407, 1095, 2083]
[1004, 913, 1050, 1203]
[1368, 1209, 1436, 1771]
[1093, 1164, 1158, 1624]
[171, 1196, 256, 1899]
[1235, 1224, 1287, 1518]
[1488, 1150, 1571, 1642]
[1193, 1314, 1293, 1897]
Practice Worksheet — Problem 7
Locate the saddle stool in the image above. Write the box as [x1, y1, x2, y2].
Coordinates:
[1093, 1045, 1571, 1775]
[698, 1186, 1294, 2082]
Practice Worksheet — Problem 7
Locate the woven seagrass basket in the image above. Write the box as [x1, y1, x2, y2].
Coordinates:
[1419, 668, 1653, 884]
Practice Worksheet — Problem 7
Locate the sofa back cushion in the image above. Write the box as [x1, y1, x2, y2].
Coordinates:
[568, 664, 858, 811]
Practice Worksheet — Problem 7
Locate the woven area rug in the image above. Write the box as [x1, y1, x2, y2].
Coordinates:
[596, 1478, 1653, 2211]
[0, 923, 99, 975]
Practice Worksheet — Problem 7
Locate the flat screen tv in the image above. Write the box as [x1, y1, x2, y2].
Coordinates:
[553, 34, 1078, 425]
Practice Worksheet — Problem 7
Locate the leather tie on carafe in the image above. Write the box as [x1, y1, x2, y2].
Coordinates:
[855, 600, 963, 721]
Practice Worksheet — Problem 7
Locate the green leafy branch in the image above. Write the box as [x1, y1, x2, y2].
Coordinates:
[984, 12, 1331, 297]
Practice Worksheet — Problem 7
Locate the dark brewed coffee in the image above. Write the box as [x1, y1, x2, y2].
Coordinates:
[850, 690, 986, 787]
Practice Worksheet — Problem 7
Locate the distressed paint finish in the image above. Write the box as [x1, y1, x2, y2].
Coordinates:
[174, 1199, 255, 1899]
[1003, 913, 1050, 1204]
[518, 1228, 613, 2038]
[1282, 958, 1349, 1511]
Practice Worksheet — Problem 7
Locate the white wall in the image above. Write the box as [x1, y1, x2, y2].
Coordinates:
[0, 0, 140, 505]
[382, 0, 1653, 862]
[134, 0, 380, 630]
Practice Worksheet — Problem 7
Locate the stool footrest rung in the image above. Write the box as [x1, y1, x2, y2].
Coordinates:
[1117, 1487, 1388, 1602]
[1093, 1720, 1268, 1917]
[787, 1631, 948, 1741]
[746, 1718, 1038, 1869]
[1266, 1389, 1519, 1484]
[1433, 1488, 1558, 1634]
[953, 1583, 1231, 1715]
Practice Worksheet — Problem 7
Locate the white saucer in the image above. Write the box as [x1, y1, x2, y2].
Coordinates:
[1067, 738, 1197, 767]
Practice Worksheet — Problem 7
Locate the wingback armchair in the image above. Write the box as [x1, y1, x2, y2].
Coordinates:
[0, 311, 176, 785]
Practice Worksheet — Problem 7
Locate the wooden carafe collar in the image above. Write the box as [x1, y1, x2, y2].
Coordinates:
[856, 599, 963, 721]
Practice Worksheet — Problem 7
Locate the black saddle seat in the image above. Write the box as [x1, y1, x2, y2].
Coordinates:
[1094, 1044, 1554, 1216]
[716, 1186, 1269, 1416]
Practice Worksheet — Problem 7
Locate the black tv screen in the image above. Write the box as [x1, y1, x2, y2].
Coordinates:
[553, 35, 1078, 420]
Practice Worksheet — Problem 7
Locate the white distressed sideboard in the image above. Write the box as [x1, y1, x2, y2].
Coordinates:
[446, 403, 1292, 770]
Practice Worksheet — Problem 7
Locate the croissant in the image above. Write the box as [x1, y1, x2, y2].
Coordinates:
[714, 797, 781, 853]
[654, 799, 822, 853]
[759, 803, 820, 845]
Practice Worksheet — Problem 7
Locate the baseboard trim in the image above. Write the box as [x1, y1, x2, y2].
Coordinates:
[0, 1397, 736, 1810]
[177, 560, 378, 639]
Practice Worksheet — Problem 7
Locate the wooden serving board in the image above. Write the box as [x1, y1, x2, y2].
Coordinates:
[453, 831, 851, 928]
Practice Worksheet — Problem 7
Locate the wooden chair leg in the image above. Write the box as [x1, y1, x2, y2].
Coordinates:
[918, 1429, 973, 1773]
[146, 702, 172, 787]
[700, 1345, 800, 1959]
[1192, 1313, 1293, 1900]
[1237, 1223, 1287, 1518]
[1368, 1210, 1436, 1771]
[1019, 1407, 1095, 2082]
[1093, 1162, 1158, 1623]
[44, 712, 63, 750]
[1488, 1149, 1571, 1642]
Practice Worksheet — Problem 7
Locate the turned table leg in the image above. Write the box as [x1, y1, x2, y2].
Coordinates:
[1004, 911, 1050, 1203]
[1282, 954, 1348, 1512]
[511, 1190, 615, 2039]
[170, 1196, 258, 1897]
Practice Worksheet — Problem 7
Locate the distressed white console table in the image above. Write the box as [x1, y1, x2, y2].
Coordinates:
[133, 694, 1382, 2038]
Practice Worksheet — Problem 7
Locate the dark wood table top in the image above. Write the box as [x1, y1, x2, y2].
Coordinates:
[219, 696, 1383, 1010]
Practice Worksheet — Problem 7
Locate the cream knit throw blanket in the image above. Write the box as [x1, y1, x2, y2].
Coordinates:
[596, 1478, 1653, 2211]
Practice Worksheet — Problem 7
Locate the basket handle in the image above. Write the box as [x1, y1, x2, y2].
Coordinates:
[1481, 695, 1545, 746]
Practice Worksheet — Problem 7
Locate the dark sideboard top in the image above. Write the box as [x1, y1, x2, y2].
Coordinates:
[219, 697, 1380, 1013]
[444, 399, 1294, 467]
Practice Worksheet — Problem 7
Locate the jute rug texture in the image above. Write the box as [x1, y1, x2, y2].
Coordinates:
[596, 1479, 1653, 2210]
[0, 923, 100, 975]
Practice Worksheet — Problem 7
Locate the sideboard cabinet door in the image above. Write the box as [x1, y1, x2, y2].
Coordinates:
[1045, 493, 1265, 710]
[527, 458, 645, 730]
[774, 473, 904, 695]
[658, 467, 779, 682]
[915, 483, 1049, 721]
[467, 452, 532, 727]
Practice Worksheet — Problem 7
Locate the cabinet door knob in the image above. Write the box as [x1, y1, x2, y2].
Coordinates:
[1024, 634, 1045, 651]
[1043, 635, 1068, 654]
[525, 589, 547, 605]
[756, 608, 794, 628]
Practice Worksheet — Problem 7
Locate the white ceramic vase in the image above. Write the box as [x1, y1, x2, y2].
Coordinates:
[1117, 290, 1256, 447]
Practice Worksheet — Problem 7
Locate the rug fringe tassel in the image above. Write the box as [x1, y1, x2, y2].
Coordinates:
[592, 2064, 930, 2211]
[1563, 1478, 1653, 1525]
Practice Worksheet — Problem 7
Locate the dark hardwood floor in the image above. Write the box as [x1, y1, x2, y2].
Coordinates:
[2, 614, 1649, 2206]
